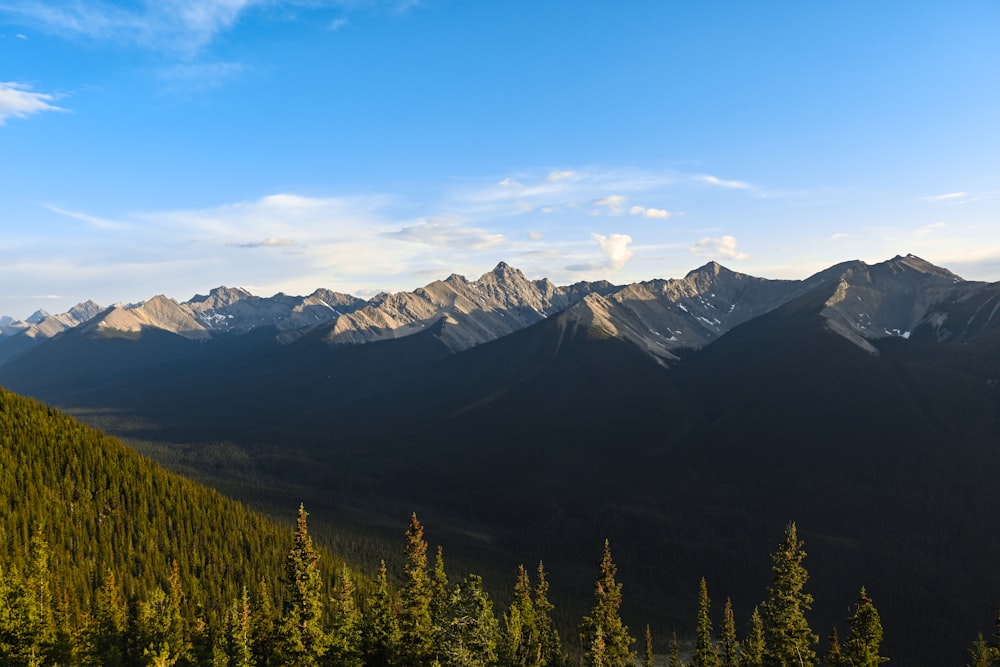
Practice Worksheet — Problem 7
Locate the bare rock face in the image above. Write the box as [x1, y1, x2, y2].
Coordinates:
[816, 255, 964, 353]
[557, 262, 799, 363]
[93, 295, 212, 340]
[319, 262, 615, 351]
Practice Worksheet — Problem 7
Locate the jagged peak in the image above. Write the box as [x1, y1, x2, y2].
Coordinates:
[26, 309, 49, 324]
[879, 254, 962, 280]
[188, 286, 254, 305]
[684, 261, 737, 279]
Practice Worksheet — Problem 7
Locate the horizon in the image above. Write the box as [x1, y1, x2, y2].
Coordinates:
[3, 1, 999, 319]
[1, 251, 969, 321]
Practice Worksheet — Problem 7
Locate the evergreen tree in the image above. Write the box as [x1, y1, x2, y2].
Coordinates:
[968, 633, 992, 667]
[362, 560, 399, 667]
[398, 513, 434, 667]
[251, 577, 278, 667]
[223, 585, 256, 667]
[693, 578, 720, 667]
[762, 523, 817, 667]
[719, 597, 739, 667]
[328, 564, 363, 667]
[534, 562, 564, 667]
[430, 545, 451, 663]
[440, 573, 500, 667]
[501, 565, 537, 667]
[580, 540, 635, 667]
[644, 624, 655, 667]
[824, 628, 844, 667]
[669, 630, 683, 667]
[278, 505, 330, 666]
[0, 564, 36, 666]
[86, 570, 129, 667]
[741, 607, 765, 667]
[842, 588, 887, 667]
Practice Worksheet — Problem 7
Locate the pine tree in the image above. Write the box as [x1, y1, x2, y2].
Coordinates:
[251, 577, 278, 667]
[741, 607, 765, 667]
[278, 505, 330, 666]
[824, 628, 844, 667]
[762, 523, 817, 667]
[440, 573, 500, 667]
[644, 624, 655, 667]
[580, 540, 635, 667]
[842, 588, 887, 667]
[719, 597, 739, 667]
[693, 578, 720, 667]
[328, 564, 363, 667]
[501, 565, 537, 667]
[968, 633, 991, 667]
[362, 560, 399, 667]
[398, 513, 434, 667]
[0, 564, 36, 665]
[87, 570, 129, 667]
[534, 562, 564, 666]
[431, 545, 451, 663]
[225, 586, 255, 667]
[669, 630, 683, 667]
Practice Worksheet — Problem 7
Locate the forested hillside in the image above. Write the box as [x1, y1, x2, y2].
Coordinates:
[2, 386, 999, 666]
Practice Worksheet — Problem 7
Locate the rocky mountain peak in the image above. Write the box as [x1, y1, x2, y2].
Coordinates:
[26, 310, 49, 325]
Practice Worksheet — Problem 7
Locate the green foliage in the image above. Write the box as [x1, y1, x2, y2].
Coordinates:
[328, 564, 363, 667]
[398, 513, 434, 666]
[842, 588, 887, 667]
[439, 573, 500, 667]
[762, 523, 817, 667]
[278, 505, 330, 666]
[824, 628, 844, 667]
[742, 607, 765, 667]
[361, 561, 398, 667]
[643, 625, 654, 667]
[580, 540, 635, 667]
[693, 578, 719, 667]
[719, 598, 738, 667]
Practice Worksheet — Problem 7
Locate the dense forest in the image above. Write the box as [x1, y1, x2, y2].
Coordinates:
[1, 386, 999, 666]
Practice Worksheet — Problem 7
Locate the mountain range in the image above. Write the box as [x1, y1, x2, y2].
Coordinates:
[2, 253, 999, 665]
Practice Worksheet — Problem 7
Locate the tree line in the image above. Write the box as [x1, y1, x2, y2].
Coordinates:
[2, 387, 998, 666]
[0, 503, 897, 667]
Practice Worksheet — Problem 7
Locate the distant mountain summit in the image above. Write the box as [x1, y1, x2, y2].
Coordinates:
[0, 254, 991, 365]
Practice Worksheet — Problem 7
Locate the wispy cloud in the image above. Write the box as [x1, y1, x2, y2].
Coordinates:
[920, 192, 968, 203]
[383, 217, 505, 249]
[0, 82, 66, 124]
[629, 205, 671, 219]
[0, 0, 263, 53]
[43, 203, 126, 230]
[697, 174, 752, 190]
[229, 237, 297, 248]
[690, 235, 749, 261]
[594, 195, 627, 216]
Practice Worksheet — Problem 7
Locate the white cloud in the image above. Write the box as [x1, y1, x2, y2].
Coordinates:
[593, 233, 634, 270]
[545, 170, 576, 182]
[0, 0, 261, 53]
[329, 18, 349, 30]
[920, 192, 968, 203]
[498, 177, 523, 189]
[528, 231, 543, 240]
[0, 82, 66, 124]
[629, 205, 671, 219]
[594, 195, 627, 216]
[42, 203, 126, 230]
[384, 217, 505, 249]
[698, 174, 752, 190]
[690, 235, 749, 261]
[229, 237, 296, 248]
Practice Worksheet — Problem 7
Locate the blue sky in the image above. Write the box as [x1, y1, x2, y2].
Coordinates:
[2, 1, 999, 319]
